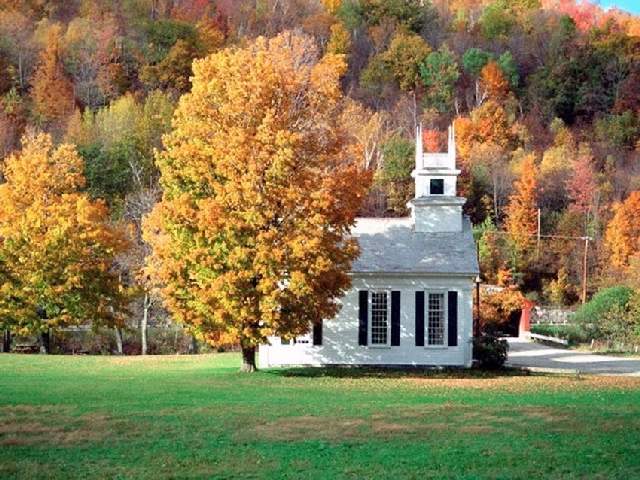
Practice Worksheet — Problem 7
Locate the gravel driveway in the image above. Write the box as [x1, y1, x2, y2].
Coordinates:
[506, 337, 640, 376]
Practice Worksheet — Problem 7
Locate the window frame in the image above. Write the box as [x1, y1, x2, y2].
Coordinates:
[368, 290, 391, 348]
[425, 290, 448, 349]
[429, 178, 445, 195]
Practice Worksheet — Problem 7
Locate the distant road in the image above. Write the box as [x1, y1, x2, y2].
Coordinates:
[507, 337, 640, 376]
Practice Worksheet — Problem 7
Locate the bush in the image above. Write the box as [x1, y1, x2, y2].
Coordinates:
[473, 333, 508, 369]
[574, 286, 634, 339]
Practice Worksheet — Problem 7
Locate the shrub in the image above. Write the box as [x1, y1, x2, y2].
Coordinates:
[598, 299, 640, 347]
[574, 286, 633, 339]
[473, 333, 508, 369]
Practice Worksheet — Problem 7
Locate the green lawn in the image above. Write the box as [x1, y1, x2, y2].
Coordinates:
[1, 354, 640, 479]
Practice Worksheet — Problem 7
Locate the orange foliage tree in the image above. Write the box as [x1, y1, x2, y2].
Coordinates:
[605, 191, 640, 269]
[454, 100, 516, 163]
[31, 26, 75, 122]
[480, 60, 509, 101]
[478, 286, 525, 328]
[0, 133, 128, 342]
[143, 32, 370, 372]
[505, 154, 538, 256]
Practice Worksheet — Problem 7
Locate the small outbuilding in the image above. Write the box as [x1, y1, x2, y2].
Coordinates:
[259, 126, 479, 367]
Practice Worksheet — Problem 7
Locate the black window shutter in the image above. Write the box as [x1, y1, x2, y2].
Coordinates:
[312, 321, 323, 345]
[391, 291, 401, 346]
[358, 290, 368, 346]
[448, 291, 458, 347]
[415, 291, 425, 346]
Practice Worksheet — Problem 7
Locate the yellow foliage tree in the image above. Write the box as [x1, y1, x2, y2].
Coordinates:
[327, 22, 351, 56]
[322, 0, 342, 14]
[143, 32, 371, 371]
[605, 191, 640, 269]
[0, 133, 128, 342]
[505, 154, 538, 255]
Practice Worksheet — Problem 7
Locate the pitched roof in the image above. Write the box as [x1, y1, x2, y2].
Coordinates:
[350, 216, 479, 276]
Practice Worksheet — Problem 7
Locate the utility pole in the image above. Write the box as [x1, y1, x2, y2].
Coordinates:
[536, 208, 541, 260]
[581, 236, 590, 304]
[475, 241, 481, 337]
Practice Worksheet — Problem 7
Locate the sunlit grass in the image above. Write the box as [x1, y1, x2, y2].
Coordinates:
[1, 353, 640, 479]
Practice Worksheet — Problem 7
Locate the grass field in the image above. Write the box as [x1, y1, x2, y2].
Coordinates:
[2, 354, 640, 479]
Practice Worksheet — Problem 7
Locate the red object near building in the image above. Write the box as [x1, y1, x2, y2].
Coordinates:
[519, 298, 535, 337]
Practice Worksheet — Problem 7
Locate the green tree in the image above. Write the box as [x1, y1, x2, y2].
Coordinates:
[462, 48, 492, 77]
[361, 31, 431, 92]
[376, 135, 414, 214]
[360, 0, 435, 33]
[595, 111, 639, 150]
[497, 51, 519, 88]
[419, 44, 460, 113]
[480, 0, 514, 40]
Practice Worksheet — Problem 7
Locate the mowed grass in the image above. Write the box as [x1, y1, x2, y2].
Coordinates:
[1, 354, 640, 479]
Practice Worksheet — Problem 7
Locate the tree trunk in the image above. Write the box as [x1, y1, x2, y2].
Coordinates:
[40, 330, 50, 354]
[114, 327, 123, 355]
[240, 345, 257, 372]
[3, 330, 10, 353]
[141, 292, 150, 355]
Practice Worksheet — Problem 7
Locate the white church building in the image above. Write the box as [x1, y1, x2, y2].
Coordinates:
[259, 126, 479, 367]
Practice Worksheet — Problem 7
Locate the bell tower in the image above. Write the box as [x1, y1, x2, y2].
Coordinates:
[409, 124, 465, 233]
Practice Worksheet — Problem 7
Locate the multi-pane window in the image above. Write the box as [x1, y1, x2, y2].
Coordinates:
[427, 293, 445, 346]
[370, 291, 389, 345]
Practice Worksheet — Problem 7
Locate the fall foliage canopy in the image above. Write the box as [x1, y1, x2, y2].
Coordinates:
[505, 154, 538, 253]
[0, 133, 128, 335]
[31, 26, 75, 122]
[605, 191, 640, 269]
[143, 31, 370, 371]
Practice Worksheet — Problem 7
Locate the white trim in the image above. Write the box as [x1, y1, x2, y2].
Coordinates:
[368, 290, 391, 347]
[425, 290, 448, 349]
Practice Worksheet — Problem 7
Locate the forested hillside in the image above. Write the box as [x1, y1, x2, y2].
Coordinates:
[1, 0, 640, 310]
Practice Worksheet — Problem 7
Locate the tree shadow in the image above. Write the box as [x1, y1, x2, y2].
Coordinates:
[268, 365, 532, 379]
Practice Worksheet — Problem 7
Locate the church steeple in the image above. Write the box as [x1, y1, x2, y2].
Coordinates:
[409, 124, 465, 233]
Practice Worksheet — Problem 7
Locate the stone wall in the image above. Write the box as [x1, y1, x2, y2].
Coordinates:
[531, 306, 575, 325]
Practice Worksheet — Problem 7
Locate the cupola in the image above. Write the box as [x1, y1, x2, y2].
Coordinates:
[408, 124, 466, 233]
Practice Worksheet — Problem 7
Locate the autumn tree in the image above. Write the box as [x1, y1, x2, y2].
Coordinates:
[605, 191, 640, 269]
[322, 0, 342, 15]
[480, 60, 509, 101]
[340, 98, 387, 169]
[143, 32, 370, 371]
[566, 148, 598, 234]
[326, 22, 351, 56]
[0, 133, 128, 347]
[505, 153, 538, 259]
[31, 26, 75, 123]
[539, 118, 574, 210]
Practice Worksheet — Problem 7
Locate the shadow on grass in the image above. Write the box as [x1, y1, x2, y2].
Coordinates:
[268, 365, 532, 379]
